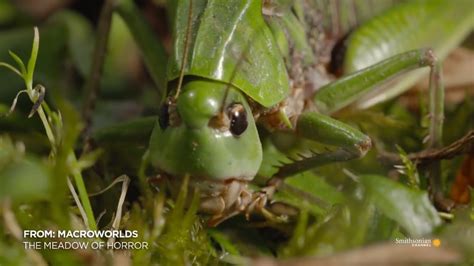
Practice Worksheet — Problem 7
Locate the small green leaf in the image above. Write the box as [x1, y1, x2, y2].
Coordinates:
[5, 89, 28, 116]
[8, 50, 26, 75]
[0, 62, 21, 77]
[360, 175, 441, 237]
[25, 27, 40, 87]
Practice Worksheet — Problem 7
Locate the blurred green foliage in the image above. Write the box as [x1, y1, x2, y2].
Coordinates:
[0, 0, 473, 265]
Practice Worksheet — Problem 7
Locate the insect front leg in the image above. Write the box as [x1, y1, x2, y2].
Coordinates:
[253, 113, 371, 222]
[275, 112, 371, 178]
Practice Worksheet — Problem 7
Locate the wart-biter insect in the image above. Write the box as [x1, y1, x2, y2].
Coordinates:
[117, 0, 473, 226]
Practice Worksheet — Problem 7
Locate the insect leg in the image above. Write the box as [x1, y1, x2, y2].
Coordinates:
[275, 112, 371, 178]
[316, 48, 448, 208]
[316, 48, 445, 150]
[315, 48, 442, 116]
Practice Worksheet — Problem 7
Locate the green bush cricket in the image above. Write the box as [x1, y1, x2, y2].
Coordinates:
[115, 0, 474, 226]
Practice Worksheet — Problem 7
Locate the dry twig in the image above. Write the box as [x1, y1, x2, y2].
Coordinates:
[379, 130, 474, 165]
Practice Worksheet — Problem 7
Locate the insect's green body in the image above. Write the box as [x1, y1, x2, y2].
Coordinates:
[116, 0, 473, 224]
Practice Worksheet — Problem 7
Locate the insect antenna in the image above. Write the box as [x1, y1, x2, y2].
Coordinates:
[219, 39, 254, 114]
[173, 0, 193, 100]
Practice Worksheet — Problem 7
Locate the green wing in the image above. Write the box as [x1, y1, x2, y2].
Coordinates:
[167, 0, 289, 107]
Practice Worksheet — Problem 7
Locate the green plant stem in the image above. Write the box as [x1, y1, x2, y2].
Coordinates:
[36, 106, 55, 147]
[70, 152, 97, 230]
[428, 62, 444, 149]
[424, 51, 446, 207]
[25, 84, 97, 230]
[2, 27, 97, 230]
[35, 97, 97, 230]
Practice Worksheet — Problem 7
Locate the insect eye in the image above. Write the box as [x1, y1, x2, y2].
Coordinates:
[228, 103, 248, 136]
[158, 102, 170, 130]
